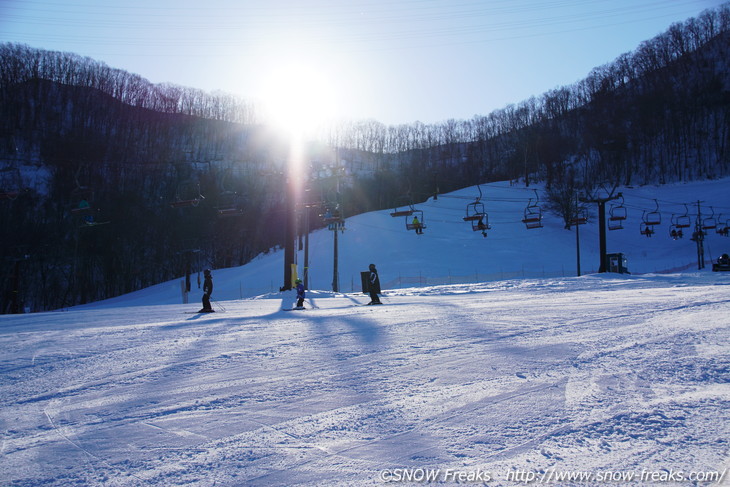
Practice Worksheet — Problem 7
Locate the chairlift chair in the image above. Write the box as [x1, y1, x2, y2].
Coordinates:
[644, 199, 661, 226]
[71, 199, 94, 214]
[322, 203, 345, 231]
[171, 181, 203, 208]
[215, 191, 244, 217]
[405, 209, 426, 232]
[669, 224, 683, 240]
[608, 196, 627, 230]
[470, 213, 491, 235]
[464, 200, 490, 232]
[669, 212, 689, 239]
[716, 215, 729, 237]
[569, 208, 588, 227]
[674, 205, 691, 229]
[390, 206, 414, 218]
[640, 210, 655, 237]
[717, 223, 729, 237]
[608, 219, 623, 231]
[701, 206, 717, 230]
[69, 184, 95, 213]
[522, 199, 543, 229]
[390, 194, 416, 218]
[463, 200, 486, 222]
[640, 222, 655, 237]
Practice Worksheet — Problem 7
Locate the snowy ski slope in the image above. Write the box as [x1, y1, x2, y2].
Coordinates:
[1, 179, 729, 486]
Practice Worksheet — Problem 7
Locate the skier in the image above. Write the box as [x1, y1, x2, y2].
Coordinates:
[412, 215, 424, 234]
[199, 269, 214, 313]
[367, 263, 382, 305]
[295, 278, 305, 309]
[477, 216, 488, 237]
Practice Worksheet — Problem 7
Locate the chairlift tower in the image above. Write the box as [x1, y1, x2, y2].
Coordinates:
[332, 150, 343, 293]
[581, 191, 622, 273]
[282, 173, 296, 291]
[692, 201, 706, 270]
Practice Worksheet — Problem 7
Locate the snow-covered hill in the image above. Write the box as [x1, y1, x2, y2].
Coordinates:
[1, 180, 729, 486]
[87, 178, 730, 308]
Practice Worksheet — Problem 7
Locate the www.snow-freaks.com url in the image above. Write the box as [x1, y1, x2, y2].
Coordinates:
[378, 467, 727, 484]
[506, 467, 727, 484]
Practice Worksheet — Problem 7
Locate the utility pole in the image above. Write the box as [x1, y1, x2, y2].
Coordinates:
[581, 191, 621, 273]
[304, 202, 310, 290]
[332, 218, 339, 292]
[575, 193, 581, 276]
[332, 149, 341, 293]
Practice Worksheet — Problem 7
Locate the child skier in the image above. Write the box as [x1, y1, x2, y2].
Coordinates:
[295, 278, 305, 309]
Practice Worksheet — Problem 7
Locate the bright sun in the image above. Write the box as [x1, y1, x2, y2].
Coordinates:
[258, 61, 339, 138]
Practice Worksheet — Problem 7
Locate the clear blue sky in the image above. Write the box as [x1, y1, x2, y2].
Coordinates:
[0, 0, 726, 126]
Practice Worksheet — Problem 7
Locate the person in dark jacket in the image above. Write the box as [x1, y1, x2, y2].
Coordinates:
[199, 269, 214, 312]
[295, 278, 305, 309]
[368, 263, 382, 305]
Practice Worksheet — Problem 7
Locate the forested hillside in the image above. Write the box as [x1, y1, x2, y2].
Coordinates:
[1, 5, 728, 312]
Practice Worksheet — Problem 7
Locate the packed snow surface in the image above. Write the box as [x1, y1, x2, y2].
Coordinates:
[1, 179, 730, 486]
[2, 275, 730, 486]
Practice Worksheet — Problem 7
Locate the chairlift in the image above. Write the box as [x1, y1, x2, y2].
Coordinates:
[644, 199, 661, 226]
[669, 223, 684, 240]
[717, 217, 729, 237]
[70, 178, 95, 214]
[640, 222, 655, 237]
[674, 204, 691, 229]
[464, 203, 490, 236]
[390, 205, 414, 218]
[72, 201, 110, 227]
[463, 185, 489, 234]
[640, 210, 655, 237]
[322, 203, 345, 231]
[569, 208, 588, 227]
[170, 180, 203, 208]
[608, 194, 627, 230]
[214, 168, 245, 217]
[79, 215, 111, 228]
[463, 200, 486, 222]
[522, 190, 543, 229]
[701, 206, 717, 230]
[405, 209, 426, 233]
[608, 216, 623, 230]
[71, 197, 95, 215]
[465, 205, 490, 234]
[669, 210, 690, 240]
[215, 191, 244, 217]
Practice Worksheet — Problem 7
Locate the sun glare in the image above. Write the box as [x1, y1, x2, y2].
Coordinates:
[259, 61, 339, 138]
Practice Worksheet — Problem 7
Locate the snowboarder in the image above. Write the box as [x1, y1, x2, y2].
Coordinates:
[367, 263, 382, 305]
[199, 269, 214, 313]
[295, 278, 305, 309]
